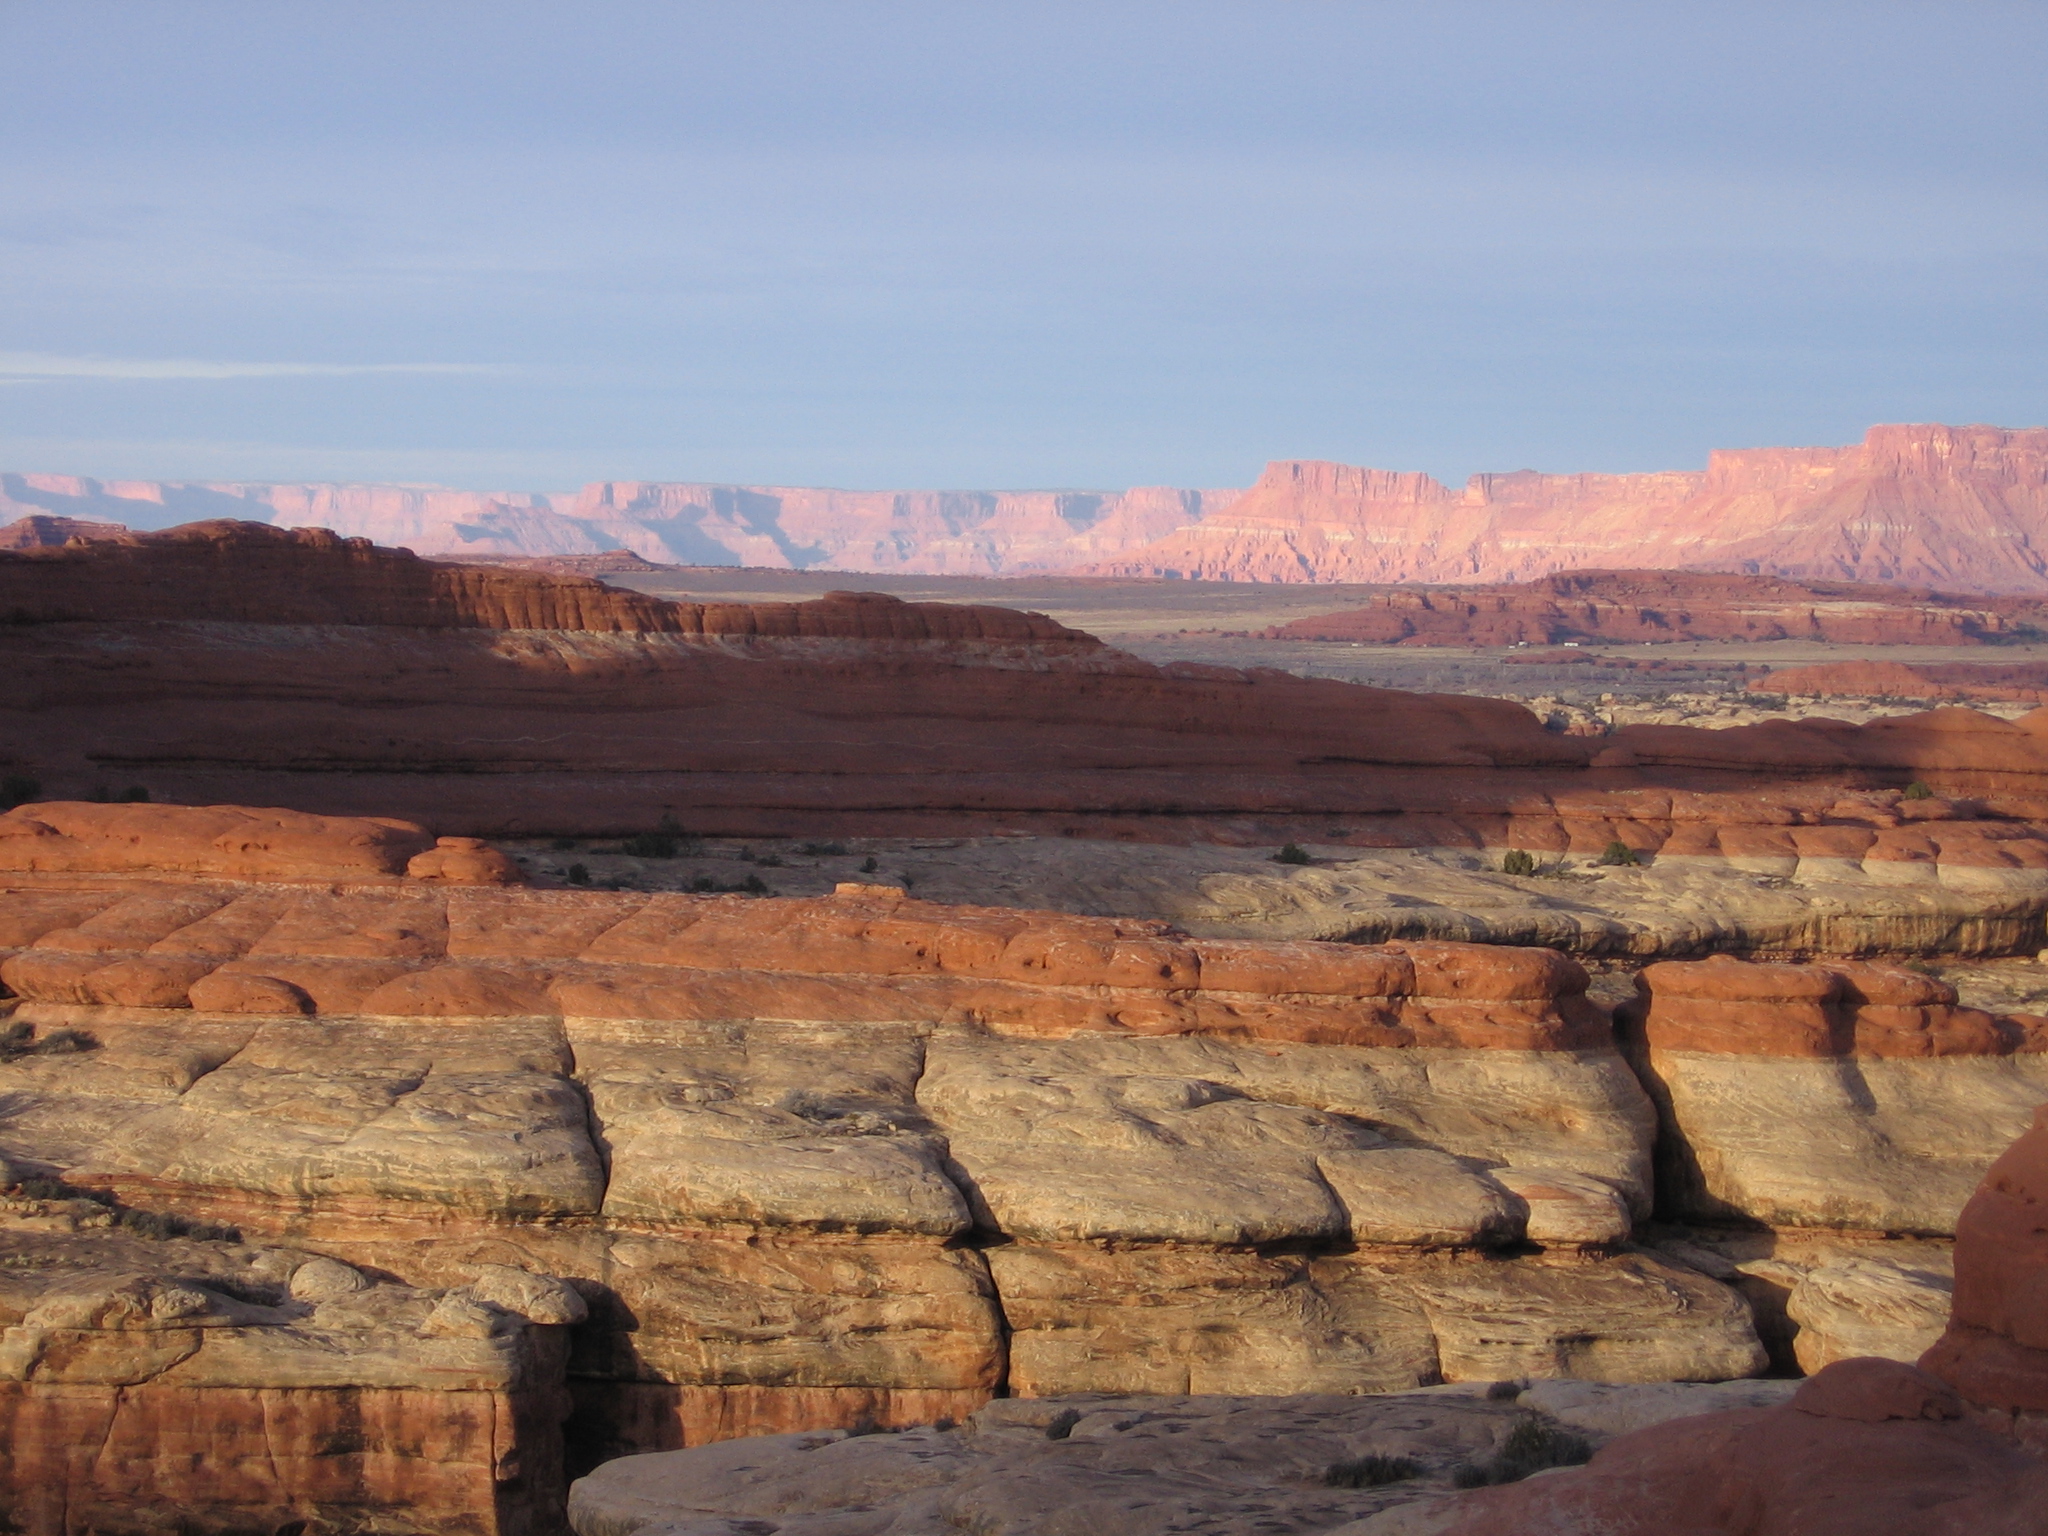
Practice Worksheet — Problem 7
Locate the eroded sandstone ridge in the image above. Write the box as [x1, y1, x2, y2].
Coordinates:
[20, 523, 2048, 892]
[2, 803, 2043, 1531]
[562, 1106, 2048, 1536]
[1266, 569, 2048, 648]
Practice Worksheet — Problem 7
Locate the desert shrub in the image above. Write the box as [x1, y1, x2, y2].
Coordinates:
[1485, 1379, 1525, 1401]
[843, 1415, 895, 1438]
[1501, 849, 1537, 876]
[1904, 781, 1934, 800]
[0, 1023, 97, 1061]
[755, 853, 784, 867]
[621, 831, 680, 859]
[119, 785, 149, 803]
[932, 1415, 957, 1432]
[1452, 1414, 1593, 1488]
[565, 863, 591, 886]
[0, 774, 39, 810]
[1044, 1408, 1084, 1441]
[550, 837, 578, 851]
[800, 841, 848, 856]
[1594, 840, 1640, 867]
[860, 856, 880, 874]
[743, 874, 771, 895]
[15, 1177, 82, 1202]
[1323, 1454, 1421, 1489]
[1273, 843, 1313, 865]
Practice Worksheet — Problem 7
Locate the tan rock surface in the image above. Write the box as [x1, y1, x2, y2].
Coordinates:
[0, 1224, 574, 1536]
[1619, 957, 2048, 1235]
[563, 1377, 1814, 1536]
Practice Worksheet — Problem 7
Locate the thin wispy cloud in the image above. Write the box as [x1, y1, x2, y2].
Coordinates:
[0, 352, 497, 381]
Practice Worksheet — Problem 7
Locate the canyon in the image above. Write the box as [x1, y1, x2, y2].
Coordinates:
[11, 421, 2048, 591]
[3, 519, 2046, 1532]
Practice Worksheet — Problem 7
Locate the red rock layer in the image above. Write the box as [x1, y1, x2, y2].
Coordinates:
[0, 514, 126, 550]
[0, 878, 1608, 1051]
[1922, 1103, 2048, 1427]
[1081, 423, 2048, 591]
[0, 1380, 563, 1536]
[0, 802, 438, 881]
[1617, 954, 2048, 1059]
[1266, 569, 2048, 647]
[1761, 659, 2048, 703]
[0, 521, 1093, 644]
[1428, 1357, 2048, 1535]
[18, 525, 2048, 843]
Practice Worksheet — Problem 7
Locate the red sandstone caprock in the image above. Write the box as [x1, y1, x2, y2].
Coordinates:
[1922, 1102, 2048, 1438]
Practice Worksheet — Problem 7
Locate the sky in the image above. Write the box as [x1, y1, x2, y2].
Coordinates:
[2, 1, 2045, 494]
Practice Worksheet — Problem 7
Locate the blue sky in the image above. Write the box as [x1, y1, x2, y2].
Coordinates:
[3, 1, 2044, 492]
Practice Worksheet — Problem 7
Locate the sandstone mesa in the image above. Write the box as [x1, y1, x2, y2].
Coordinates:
[10, 420, 2048, 590]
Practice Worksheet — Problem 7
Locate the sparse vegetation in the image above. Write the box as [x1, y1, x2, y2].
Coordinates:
[565, 863, 591, 886]
[842, 1415, 896, 1438]
[1044, 1408, 1084, 1441]
[1323, 1454, 1422, 1489]
[686, 873, 773, 896]
[0, 774, 39, 810]
[7, 1174, 239, 1242]
[0, 1022, 96, 1061]
[860, 856, 880, 874]
[1501, 849, 1537, 876]
[1595, 840, 1641, 867]
[119, 785, 149, 803]
[1451, 1414, 1592, 1488]
[550, 837, 578, 851]
[1273, 843, 1313, 865]
[801, 841, 849, 856]
[1904, 781, 1934, 800]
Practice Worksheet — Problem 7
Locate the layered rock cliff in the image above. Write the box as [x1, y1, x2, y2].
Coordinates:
[1085, 424, 2048, 592]
[1267, 569, 2048, 647]
[22, 522, 2048, 854]
[0, 472, 1239, 576]
[12, 421, 2048, 589]
[4, 805, 2044, 1531]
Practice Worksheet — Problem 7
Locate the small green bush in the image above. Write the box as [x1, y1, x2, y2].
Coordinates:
[1595, 840, 1640, 867]
[119, 785, 149, 803]
[1273, 843, 1313, 865]
[842, 1415, 895, 1438]
[1904, 781, 1934, 800]
[860, 856, 880, 874]
[1452, 1414, 1593, 1488]
[0, 774, 40, 810]
[1324, 1454, 1422, 1488]
[565, 863, 591, 886]
[1044, 1408, 1084, 1441]
[801, 841, 848, 857]
[550, 837, 578, 851]
[621, 831, 680, 859]
[1501, 849, 1537, 876]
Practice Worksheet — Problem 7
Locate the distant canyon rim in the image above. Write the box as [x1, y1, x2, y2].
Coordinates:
[9, 420, 2048, 590]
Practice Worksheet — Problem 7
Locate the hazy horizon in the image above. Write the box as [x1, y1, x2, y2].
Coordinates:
[4, 2, 2044, 492]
